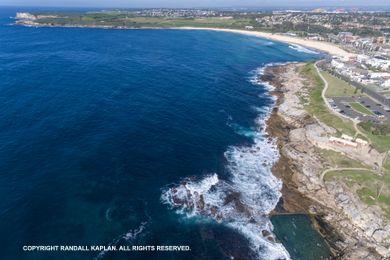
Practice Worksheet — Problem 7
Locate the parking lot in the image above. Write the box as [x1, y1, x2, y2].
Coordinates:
[329, 96, 390, 124]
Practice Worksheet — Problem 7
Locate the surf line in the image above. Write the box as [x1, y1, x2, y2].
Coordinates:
[161, 62, 293, 260]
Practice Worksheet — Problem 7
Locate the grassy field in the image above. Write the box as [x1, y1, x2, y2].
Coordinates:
[317, 149, 369, 169]
[301, 63, 390, 218]
[124, 17, 255, 28]
[350, 102, 374, 115]
[358, 122, 390, 153]
[324, 169, 390, 218]
[300, 63, 356, 136]
[301, 63, 390, 153]
[359, 127, 390, 153]
[36, 14, 257, 29]
[321, 71, 361, 97]
[384, 156, 390, 172]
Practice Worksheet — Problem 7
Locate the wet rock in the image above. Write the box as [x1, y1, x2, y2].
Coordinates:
[198, 194, 205, 210]
[264, 63, 390, 259]
[267, 236, 275, 242]
[224, 192, 250, 216]
[262, 230, 271, 237]
[210, 206, 217, 216]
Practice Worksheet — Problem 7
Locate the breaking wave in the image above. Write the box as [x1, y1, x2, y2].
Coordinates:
[249, 62, 295, 93]
[161, 64, 290, 259]
[249, 67, 276, 92]
[289, 44, 319, 54]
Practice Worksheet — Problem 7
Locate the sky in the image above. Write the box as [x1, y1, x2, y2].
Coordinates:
[1, 0, 389, 8]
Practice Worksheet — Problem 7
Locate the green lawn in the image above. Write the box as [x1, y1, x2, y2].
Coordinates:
[37, 15, 257, 29]
[321, 71, 361, 97]
[324, 169, 390, 218]
[360, 127, 390, 153]
[300, 63, 390, 152]
[358, 122, 390, 153]
[122, 17, 254, 28]
[384, 156, 390, 172]
[317, 149, 369, 169]
[300, 63, 356, 136]
[349, 102, 374, 115]
[301, 63, 390, 218]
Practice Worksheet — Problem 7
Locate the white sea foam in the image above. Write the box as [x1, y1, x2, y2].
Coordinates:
[122, 221, 148, 241]
[249, 61, 295, 93]
[249, 67, 275, 91]
[161, 63, 290, 259]
[289, 44, 319, 54]
[227, 121, 260, 139]
[95, 221, 148, 259]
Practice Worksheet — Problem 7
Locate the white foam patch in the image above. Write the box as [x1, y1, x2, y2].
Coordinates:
[95, 221, 148, 259]
[227, 121, 260, 139]
[289, 44, 319, 54]
[161, 63, 290, 259]
[249, 67, 275, 91]
[249, 61, 295, 94]
[228, 221, 290, 259]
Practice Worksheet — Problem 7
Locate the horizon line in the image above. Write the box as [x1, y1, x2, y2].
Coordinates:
[2, 4, 390, 9]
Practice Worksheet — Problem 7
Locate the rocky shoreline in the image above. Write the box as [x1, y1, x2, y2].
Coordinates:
[263, 63, 389, 259]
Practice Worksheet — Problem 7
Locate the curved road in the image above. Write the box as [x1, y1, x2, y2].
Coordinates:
[314, 61, 370, 142]
[314, 61, 387, 177]
[314, 61, 355, 122]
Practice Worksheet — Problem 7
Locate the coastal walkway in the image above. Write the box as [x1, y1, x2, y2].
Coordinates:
[313, 61, 384, 178]
[314, 61, 370, 142]
[315, 61, 357, 122]
[320, 167, 373, 181]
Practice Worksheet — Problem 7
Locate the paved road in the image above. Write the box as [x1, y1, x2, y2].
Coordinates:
[314, 61, 370, 141]
[330, 97, 390, 125]
[314, 61, 390, 126]
[356, 96, 390, 124]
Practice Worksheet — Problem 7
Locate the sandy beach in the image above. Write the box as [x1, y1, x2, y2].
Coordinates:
[175, 27, 355, 59]
[17, 18, 353, 59]
[17, 18, 354, 59]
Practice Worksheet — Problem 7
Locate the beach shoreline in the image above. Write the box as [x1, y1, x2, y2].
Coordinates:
[15, 20, 354, 59]
[173, 27, 354, 59]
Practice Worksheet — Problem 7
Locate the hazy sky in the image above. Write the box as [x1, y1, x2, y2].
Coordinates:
[1, 0, 389, 8]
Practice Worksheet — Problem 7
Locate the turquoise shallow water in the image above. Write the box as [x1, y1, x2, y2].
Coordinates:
[0, 7, 329, 259]
[271, 215, 331, 260]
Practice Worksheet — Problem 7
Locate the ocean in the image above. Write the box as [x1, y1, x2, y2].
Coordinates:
[0, 7, 329, 260]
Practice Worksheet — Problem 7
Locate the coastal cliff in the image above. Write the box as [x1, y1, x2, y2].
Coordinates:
[264, 63, 390, 259]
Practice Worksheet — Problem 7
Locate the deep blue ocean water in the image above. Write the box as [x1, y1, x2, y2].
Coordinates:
[0, 7, 329, 260]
